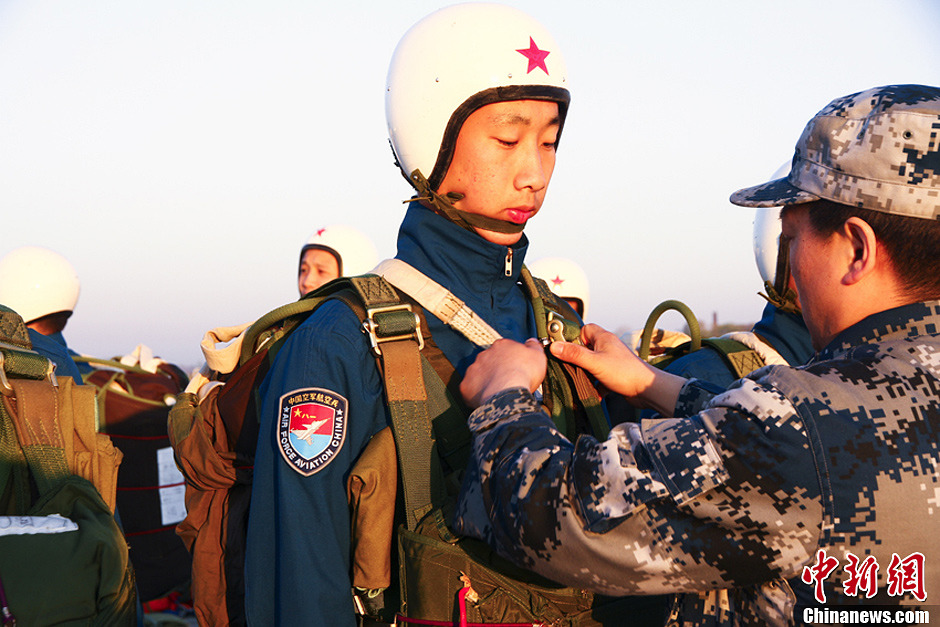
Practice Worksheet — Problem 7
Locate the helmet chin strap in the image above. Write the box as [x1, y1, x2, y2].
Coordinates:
[408, 170, 526, 235]
[758, 234, 801, 315]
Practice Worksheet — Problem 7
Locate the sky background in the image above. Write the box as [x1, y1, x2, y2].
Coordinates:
[2, 0, 939, 370]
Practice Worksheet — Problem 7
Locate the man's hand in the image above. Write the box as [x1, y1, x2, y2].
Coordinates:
[549, 323, 686, 415]
[461, 338, 547, 408]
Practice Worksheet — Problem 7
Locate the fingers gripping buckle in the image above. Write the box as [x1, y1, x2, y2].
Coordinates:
[362, 304, 424, 357]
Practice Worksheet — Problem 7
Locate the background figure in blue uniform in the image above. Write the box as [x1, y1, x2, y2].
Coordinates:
[455, 84, 940, 625]
[0, 245, 86, 384]
[245, 5, 595, 626]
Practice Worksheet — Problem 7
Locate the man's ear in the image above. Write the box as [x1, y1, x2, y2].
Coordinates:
[841, 216, 878, 286]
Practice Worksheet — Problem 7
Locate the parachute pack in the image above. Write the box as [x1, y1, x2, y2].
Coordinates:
[168, 266, 647, 627]
[0, 305, 137, 625]
[74, 347, 193, 606]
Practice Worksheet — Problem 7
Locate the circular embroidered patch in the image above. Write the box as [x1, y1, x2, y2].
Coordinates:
[277, 387, 348, 476]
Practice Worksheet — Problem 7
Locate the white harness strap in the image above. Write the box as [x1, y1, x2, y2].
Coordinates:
[372, 259, 502, 348]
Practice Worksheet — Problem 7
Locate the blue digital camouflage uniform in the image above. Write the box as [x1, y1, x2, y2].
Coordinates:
[245, 202, 539, 626]
[657, 302, 814, 622]
[455, 301, 940, 625]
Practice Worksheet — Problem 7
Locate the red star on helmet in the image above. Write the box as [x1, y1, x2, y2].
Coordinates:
[551, 275, 565, 287]
[516, 37, 550, 75]
[317, 228, 326, 236]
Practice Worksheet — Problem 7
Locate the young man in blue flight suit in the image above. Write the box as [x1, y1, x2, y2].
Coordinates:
[244, 5, 621, 626]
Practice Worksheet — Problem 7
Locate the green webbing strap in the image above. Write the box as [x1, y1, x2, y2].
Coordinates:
[240, 291, 334, 366]
[2, 377, 71, 499]
[520, 268, 569, 434]
[1, 343, 52, 384]
[521, 268, 610, 440]
[242, 274, 441, 530]
[346, 275, 442, 531]
[700, 338, 766, 379]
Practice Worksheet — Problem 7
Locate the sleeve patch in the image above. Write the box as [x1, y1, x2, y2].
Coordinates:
[277, 387, 348, 476]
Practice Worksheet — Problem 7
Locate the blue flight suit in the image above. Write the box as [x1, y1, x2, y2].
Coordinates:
[245, 202, 538, 626]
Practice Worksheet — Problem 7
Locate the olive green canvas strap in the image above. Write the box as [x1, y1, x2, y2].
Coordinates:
[700, 338, 766, 379]
[2, 372, 71, 499]
[345, 275, 444, 531]
[521, 267, 610, 440]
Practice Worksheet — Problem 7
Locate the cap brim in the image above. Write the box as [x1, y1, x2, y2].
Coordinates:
[730, 177, 820, 208]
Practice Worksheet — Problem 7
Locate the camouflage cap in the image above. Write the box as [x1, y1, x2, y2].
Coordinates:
[731, 84, 940, 220]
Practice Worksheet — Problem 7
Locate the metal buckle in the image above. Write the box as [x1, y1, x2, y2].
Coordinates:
[546, 312, 567, 344]
[0, 346, 60, 396]
[0, 352, 12, 396]
[362, 304, 424, 357]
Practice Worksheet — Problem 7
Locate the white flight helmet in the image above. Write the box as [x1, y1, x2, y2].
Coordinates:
[0, 246, 81, 324]
[752, 161, 799, 312]
[528, 256, 590, 318]
[299, 225, 379, 277]
[386, 3, 570, 195]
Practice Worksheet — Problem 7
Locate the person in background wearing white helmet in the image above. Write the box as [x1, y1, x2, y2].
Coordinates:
[658, 163, 814, 391]
[297, 224, 379, 296]
[528, 256, 590, 319]
[246, 5, 657, 626]
[0, 245, 86, 384]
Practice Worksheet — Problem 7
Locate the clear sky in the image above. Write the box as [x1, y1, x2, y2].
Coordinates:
[2, 0, 939, 369]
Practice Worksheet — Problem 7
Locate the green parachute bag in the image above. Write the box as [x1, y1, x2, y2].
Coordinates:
[0, 305, 137, 626]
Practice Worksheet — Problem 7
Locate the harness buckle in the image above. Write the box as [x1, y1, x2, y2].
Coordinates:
[362, 304, 425, 357]
[546, 312, 567, 344]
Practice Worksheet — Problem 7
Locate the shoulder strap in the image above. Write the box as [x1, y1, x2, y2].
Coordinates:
[521, 267, 610, 440]
[3, 379, 72, 497]
[1, 343, 82, 503]
[372, 259, 502, 348]
[338, 274, 444, 531]
[699, 338, 766, 379]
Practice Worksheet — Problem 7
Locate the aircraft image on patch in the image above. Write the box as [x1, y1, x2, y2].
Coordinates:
[290, 416, 329, 446]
